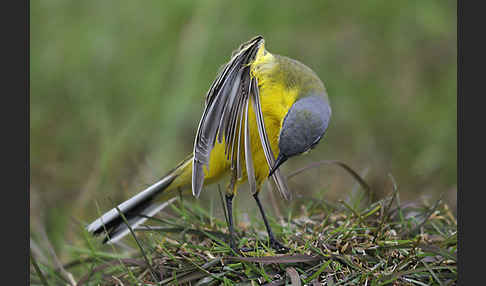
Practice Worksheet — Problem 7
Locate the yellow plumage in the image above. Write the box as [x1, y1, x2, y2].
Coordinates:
[161, 44, 300, 198]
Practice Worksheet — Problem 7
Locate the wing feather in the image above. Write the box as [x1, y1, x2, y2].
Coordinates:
[244, 80, 257, 194]
[250, 77, 292, 200]
[235, 97, 245, 179]
[192, 36, 291, 200]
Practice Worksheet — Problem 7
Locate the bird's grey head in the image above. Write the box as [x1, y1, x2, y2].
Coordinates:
[269, 93, 331, 176]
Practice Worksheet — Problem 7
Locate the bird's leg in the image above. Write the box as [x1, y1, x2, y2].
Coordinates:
[225, 172, 239, 253]
[225, 193, 238, 252]
[253, 192, 288, 253]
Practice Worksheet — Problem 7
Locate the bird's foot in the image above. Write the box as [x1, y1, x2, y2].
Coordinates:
[229, 240, 242, 255]
[269, 238, 289, 253]
[230, 241, 258, 254]
[239, 246, 255, 253]
[228, 238, 289, 254]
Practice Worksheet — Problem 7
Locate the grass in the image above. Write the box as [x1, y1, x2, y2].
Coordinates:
[30, 169, 457, 285]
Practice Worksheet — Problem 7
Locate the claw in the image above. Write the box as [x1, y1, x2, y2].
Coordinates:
[269, 238, 289, 253]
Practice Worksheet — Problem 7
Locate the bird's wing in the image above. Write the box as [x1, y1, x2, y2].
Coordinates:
[192, 36, 291, 200]
[250, 77, 291, 200]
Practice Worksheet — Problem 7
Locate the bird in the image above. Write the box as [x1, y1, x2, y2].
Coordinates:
[86, 36, 331, 251]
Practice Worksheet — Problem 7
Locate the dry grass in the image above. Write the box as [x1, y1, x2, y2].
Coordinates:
[30, 174, 457, 285]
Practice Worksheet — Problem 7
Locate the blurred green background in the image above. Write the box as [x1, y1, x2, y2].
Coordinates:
[30, 0, 456, 259]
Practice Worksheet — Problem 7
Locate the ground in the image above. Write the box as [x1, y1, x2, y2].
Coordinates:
[31, 173, 457, 286]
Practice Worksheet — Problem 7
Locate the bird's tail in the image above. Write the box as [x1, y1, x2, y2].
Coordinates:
[86, 155, 192, 244]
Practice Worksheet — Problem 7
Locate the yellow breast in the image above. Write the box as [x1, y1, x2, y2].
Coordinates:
[204, 47, 299, 190]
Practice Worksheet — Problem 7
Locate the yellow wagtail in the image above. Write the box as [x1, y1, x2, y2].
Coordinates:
[87, 36, 331, 251]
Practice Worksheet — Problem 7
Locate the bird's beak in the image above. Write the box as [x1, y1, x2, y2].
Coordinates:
[268, 153, 288, 177]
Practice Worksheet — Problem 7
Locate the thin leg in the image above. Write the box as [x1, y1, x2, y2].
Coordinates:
[225, 193, 238, 252]
[253, 193, 288, 252]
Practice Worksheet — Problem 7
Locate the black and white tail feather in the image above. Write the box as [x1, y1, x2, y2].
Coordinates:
[192, 35, 291, 200]
[86, 174, 178, 244]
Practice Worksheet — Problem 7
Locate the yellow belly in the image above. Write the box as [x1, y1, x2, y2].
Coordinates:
[168, 50, 299, 196]
[204, 79, 299, 192]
